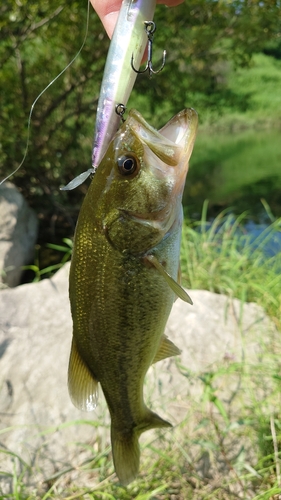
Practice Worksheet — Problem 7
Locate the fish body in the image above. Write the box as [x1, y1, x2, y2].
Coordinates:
[92, 0, 157, 169]
[68, 108, 198, 485]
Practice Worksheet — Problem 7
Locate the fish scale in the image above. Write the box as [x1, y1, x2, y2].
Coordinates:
[68, 108, 197, 485]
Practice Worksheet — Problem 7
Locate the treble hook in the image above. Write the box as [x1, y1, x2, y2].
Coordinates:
[131, 21, 166, 77]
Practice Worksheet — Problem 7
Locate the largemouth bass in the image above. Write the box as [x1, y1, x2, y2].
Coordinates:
[68, 108, 198, 485]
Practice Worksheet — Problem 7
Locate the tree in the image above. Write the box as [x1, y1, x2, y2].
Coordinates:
[1, 0, 280, 221]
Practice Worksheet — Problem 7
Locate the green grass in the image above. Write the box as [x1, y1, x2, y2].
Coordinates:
[181, 201, 281, 330]
[21, 238, 73, 282]
[2, 353, 281, 499]
[1, 205, 281, 499]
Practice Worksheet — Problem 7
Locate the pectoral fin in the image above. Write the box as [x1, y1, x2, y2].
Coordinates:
[145, 254, 193, 305]
[174, 262, 182, 302]
[68, 339, 98, 411]
[177, 262, 182, 285]
[153, 335, 181, 364]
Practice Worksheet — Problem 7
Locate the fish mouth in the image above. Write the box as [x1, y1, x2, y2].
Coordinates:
[128, 108, 198, 170]
[115, 108, 198, 232]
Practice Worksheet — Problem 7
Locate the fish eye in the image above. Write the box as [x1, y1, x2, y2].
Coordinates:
[117, 153, 140, 177]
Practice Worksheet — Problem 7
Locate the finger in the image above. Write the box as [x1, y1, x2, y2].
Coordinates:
[90, 0, 122, 38]
[90, 0, 185, 39]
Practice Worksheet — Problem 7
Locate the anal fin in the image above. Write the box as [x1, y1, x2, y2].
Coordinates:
[175, 262, 182, 302]
[153, 335, 181, 364]
[68, 339, 98, 411]
[177, 262, 182, 285]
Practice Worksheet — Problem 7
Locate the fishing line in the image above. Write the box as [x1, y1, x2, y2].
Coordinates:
[0, 0, 91, 187]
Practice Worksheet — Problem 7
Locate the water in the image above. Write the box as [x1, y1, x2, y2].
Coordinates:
[184, 127, 281, 220]
[183, 127, 281, 256]
[244, 220, 281, 258]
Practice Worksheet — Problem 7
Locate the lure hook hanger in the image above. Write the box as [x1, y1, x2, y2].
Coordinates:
[115, 103, 126, 122]
[131, 21, 166, 77]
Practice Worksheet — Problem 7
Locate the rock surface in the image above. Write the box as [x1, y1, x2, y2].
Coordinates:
[0, 263, 276, 486]
[0, 182, 38, 287]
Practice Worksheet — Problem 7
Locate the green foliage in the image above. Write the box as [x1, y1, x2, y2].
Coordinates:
[2, 336, 281, 498]
[22, 238, 72, 281]
[227, 53, 281, 115]
[1, 207, 281, 497]
[186, 126, 281, 216]
[1, 0, 281, 211]
[181, 201, 281, 330]
[0, 0, 108, 211]
[129, 1, 281, 128]
[1, 5, 281, 495]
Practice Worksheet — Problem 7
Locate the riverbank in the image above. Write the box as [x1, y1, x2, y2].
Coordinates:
[179, 53, 281, 218]
[200, 110, 281, 134]
[186, 127, 281, 219]
[181, 206, 281, 332]
[1, 217, 280, 499]
[197, 53, 281, 133]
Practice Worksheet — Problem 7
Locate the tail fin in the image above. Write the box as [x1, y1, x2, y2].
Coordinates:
[111, 410, 172, 485]
[111, 427, 140, 486]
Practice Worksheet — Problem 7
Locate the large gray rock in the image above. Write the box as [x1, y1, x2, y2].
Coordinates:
[0, 182, 38, 287]
[0, 263, 276, 488]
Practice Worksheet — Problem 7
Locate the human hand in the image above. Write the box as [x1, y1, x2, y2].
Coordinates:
[90, 0, 185, 38]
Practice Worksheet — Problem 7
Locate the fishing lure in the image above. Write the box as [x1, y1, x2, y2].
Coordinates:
[62, 0, 166, 190]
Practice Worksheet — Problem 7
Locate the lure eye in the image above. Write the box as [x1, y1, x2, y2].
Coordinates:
[117, 153, 140, 177]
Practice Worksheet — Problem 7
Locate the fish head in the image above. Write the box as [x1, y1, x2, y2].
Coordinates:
[95, 108, 198, 254]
